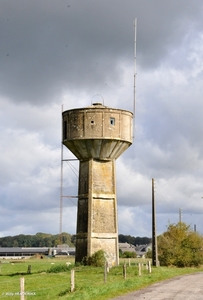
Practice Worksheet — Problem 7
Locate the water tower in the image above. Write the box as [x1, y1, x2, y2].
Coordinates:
[62, 102, 133, 265]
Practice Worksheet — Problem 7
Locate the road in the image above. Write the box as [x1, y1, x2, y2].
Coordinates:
[111, 272, 203, 300]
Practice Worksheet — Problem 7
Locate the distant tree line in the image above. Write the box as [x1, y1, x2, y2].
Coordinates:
[0, 232, 151, 248]
[0, 232, 74, 248]
[118, 234, 151, 246]
[71, 234, 151, 247]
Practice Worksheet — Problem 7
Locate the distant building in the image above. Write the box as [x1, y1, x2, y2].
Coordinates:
[0, 247, 75, 258]
[119, 242, 136, 253]
[119, 243, 152, 258]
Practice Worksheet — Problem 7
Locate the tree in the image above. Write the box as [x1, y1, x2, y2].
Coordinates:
[118, 234, 151, 246]
[0, 232, 75, 248]
[158, 222, 203, 267]
[13, 240, 19, 247]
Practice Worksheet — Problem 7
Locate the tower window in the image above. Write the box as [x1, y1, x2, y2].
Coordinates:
[110, 117, 115, 125]
[63, 121, 67, 139]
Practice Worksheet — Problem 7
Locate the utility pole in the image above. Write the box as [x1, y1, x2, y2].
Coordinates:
[152, 178, 158, 266]
[179, 208, 182, 224]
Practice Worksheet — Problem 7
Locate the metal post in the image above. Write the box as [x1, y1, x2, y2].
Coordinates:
[133, 18, 137, 139]
[60, 104, 64, 243]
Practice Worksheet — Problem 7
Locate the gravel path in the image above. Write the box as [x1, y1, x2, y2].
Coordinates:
[111, 272, 203, 300]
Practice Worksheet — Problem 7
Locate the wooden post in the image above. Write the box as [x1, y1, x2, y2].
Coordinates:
[152, 178, 158, 267]
[148, 261, 152, 273]
[20, 277, 24, 300]
[123, 263, 126, 279]
[128, 258, 131, 266]
[104, 261, 107, 283]
[27, 265, 31, 274]
[138, 263, 141, 276]
[106, 260, 109, 273]
[70, 269, 75, 292]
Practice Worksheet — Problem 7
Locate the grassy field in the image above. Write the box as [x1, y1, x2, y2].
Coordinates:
[0, 256, 203, 299]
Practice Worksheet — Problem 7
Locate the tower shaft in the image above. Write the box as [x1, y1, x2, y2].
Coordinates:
[76, 159, 118, 264]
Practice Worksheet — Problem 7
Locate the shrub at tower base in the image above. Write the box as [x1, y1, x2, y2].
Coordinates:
[157, 222, 203, 267]
[81, 249, 106, 267]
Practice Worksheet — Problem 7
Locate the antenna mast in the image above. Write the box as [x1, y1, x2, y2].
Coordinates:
[133, 18, 137, 138]
[60, 104, 64, 243]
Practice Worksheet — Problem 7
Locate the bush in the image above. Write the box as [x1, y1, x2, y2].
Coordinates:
[145, 249, 152, 259]
[47, 263, 73, 273]
[87, 250, 106, 267]
[121, 251, 137, 258]
[158, 222, 203, 267]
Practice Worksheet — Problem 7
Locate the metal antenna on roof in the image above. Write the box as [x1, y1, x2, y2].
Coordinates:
[59, 104, 64, 244]
[133, 18, 137, 139]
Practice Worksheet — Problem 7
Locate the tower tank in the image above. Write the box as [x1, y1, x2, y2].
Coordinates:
[62, 102, 133, 265]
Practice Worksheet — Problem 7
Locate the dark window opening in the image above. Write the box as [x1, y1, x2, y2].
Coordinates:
[91, 120, 95, 124]
[110, 117, 115, 125]
[63, 121, 67, 139]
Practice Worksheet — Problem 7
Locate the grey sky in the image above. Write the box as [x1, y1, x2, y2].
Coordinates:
[1, 0, 203, 238]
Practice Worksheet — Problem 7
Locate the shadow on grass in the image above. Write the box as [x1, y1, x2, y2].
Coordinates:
[58, 288, 70, 297]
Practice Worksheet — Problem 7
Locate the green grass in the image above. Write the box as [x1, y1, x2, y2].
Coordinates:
[0, 257, 203, 299]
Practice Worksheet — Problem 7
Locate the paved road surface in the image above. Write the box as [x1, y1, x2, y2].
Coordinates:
[111, 272, 203, 300]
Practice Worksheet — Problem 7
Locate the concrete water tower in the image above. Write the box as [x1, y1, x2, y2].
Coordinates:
[62, 102, 133, 265]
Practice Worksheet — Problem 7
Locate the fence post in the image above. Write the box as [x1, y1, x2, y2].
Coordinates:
[70, 269, 75, 292]
[123, 263, 126, 279]
[128, 258, 131, 266]
[104, 261, 107, 283]
[27, 265, 31, 274]
[138, 263, 141, 276]
[106, 260, 110, 273]
[148, 261, 152, 273]
[20, 277, 24, 300]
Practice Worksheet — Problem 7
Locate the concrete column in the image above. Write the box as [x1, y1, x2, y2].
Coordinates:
[75, 159, 119, 265]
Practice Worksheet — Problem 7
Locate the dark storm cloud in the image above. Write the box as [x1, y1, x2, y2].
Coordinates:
[1, 0, 203, 105]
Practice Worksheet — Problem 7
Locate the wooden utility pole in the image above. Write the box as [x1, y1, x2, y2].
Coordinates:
[179, 208, 182, 224]
[152, 178, 158, 266]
